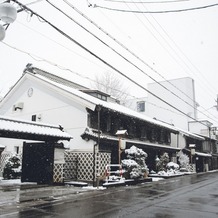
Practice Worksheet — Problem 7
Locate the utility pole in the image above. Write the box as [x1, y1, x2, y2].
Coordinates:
[93, 105, 101, 187]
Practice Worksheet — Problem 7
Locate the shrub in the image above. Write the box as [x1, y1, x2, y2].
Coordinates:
[121, 145, 149, 179]
[156, 152, 169, 172]
[3, 154, 21, 179]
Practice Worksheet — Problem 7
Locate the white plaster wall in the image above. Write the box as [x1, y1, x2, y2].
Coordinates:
[0, 138, 24, 153]
[0, 79, 95, 152]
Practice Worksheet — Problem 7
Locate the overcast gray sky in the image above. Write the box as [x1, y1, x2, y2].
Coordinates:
[1, 0, 218, 124]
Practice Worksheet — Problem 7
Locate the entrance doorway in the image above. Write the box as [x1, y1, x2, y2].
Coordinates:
[21, 142, 54, 184]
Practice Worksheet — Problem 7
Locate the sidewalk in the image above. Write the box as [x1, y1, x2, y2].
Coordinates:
[0, 178, 100, 208]
[0, 172, 189, 208]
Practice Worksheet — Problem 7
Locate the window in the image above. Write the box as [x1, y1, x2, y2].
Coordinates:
[202, 141, 210, 152]
[137, 101, 145, 112]
[32, 115, 37, 121]
[106, 115, 111, 132]
[14, 146, 19, 154]
[97, 93, 107, 101]
[140, 126, 147, 140]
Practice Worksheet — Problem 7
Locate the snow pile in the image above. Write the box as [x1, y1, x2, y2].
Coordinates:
[82, 186, 106, 190]
[166, 162, 179, 170]
[107, 175, 123, 181]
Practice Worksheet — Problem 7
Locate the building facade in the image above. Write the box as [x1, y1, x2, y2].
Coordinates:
[1, 65, 217, 181]
[128, 77, 198, 131]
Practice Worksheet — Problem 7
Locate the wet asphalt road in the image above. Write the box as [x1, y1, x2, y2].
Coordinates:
[1, 171, 218, 218]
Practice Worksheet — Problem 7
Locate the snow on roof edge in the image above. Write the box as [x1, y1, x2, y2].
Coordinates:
[0, 115, 61, 129]
[28, 72, 203, 137]
[37, 74, 178, 132]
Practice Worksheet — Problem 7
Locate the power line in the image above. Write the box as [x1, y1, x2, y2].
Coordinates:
[61, 0, 218, 123]
[25, 0, 44, 6]
[15, 20, 108, 72]
[48, 0, 200, 114]
[94, 5, 198, 104]
[124, 2, 197, 98]
[141, 5, 217, 95]
[2, 41, 131, 100]
[2, 41, 187, 117]
[7, 41, 201, 123]
[10, 0, 217, 127]
[126, 1, 218, 121]
[100, 0, 190, 3]
[91, 2, 218, 13]
[62, 1, 196, 102]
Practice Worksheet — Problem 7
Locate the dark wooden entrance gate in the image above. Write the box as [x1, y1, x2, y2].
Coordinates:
[21, 142, 54, 184]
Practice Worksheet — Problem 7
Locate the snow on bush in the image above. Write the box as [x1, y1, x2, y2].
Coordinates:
[122, 145, 149, 179]
[178, 151, 190, 171]
[156, 161, 180, 176]
[125, 145, 148, 158]
[158, 169, 179, 176]
[3, 154, 21, 179]
[122, 159, 138, 168]
[167, 162, 179, 170]
[156, 152, 169, 172]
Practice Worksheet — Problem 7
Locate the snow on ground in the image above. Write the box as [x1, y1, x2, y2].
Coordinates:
[0, 178, 21, 184]
[82, 186, 106, 190]
[0, 178, 37, 185]
[152, 177, 164, 182]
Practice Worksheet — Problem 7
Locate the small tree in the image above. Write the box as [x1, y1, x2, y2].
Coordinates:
[92, 71, 130, 105]
[3, 154, 21, 179]
[178, 151, 190, 171]
[122, 145, 149, 179]
[156, 152, 169, 172]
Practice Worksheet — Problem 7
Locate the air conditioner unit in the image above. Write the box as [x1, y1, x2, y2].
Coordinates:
[14, 102, 24, 110]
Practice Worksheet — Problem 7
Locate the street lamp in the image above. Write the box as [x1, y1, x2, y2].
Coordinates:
[0, 2, 17, 23]
[115, 130, 128, 165]
[0, 2, 17, 41]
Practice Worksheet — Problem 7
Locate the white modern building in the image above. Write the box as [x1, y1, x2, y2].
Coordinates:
[128, 77, 198, 131]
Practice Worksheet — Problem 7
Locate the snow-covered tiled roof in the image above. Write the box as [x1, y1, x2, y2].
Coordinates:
[175, 126, 205, 140]
[195, 152, 212, 157]
[28, 70, 203, 139]
[24, 64, 89, 91]
[81, 128, 181, 152]
[0, 115, 72, 141]
[32, 73, 179, 133]
[0, 144, 5, 148]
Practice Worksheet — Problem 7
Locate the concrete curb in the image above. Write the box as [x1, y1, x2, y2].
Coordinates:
[103, 177, 152, 188]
